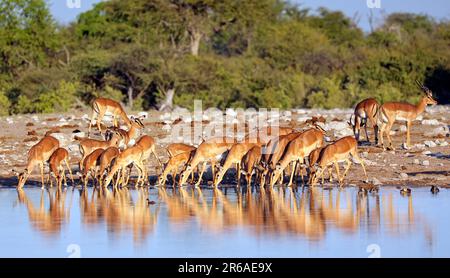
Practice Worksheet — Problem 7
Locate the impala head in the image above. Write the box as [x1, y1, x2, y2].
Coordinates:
[416, 80, 437, 105]
[179, 165, 192, 185]
[308, 164, 321, 185]
[157, 174, 166, 186]
[130, 116, 145, 129]
[256, 163, 267, 185]
[13, 169, 29, 188]
[269, 164, 283, 186]
[213, 166, 224, 186]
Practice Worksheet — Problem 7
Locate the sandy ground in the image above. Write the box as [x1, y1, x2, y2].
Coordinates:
[0, 105, 449, 188]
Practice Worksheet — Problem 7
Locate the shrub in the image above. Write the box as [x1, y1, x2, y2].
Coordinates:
[0, 91, 11, 116]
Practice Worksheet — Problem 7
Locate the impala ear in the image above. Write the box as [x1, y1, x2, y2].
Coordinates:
[135, 118, 144, 128]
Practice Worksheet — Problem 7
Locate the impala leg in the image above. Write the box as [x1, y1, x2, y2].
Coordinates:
[328, 166, 333, 182]
[114, 168, 121, 189]
[385, 120, 395, 150]
[40, 163, 45, 189]
[97, 110, 106, 137]
[340, 159, 352, 185]
[287, 161, 297, 187]
[62, 168, 67, 187]
[364, 120, 370, 143]
[378, 122, 386, 149]
[355, 116, 361, 142]
[334, 161, 342, 186]
[195, 162, 207, 187]
[65, 159, 74, 185]
[406, 120, 412, 148]
[211, 161, 216, 184]
[237, 162, 241, 187]
[368, 115, 378, 145]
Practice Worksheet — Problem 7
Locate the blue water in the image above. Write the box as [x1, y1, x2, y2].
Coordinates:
[0, 185, 449, 258]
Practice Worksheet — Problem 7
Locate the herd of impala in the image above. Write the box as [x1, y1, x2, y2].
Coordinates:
[14, 81, 438, 189]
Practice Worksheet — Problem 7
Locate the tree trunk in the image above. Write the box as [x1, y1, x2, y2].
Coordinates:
[127, 86, 133, 109]
[189, 30, 202, 56]
[159, 88, 175, 112]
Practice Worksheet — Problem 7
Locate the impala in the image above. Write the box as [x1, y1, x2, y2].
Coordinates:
[48, 148, 74, 188]
[134, 135, 162, 186]
[166, 143, 196, 158]
[97, 147, 121, 186]
[259, 131, 303, 186]
[213, 142, 258, 187]
[109, 116, 145, 149]
[270, 126, 325, 187]
[307, 146, 333, 185]
[310, 136, 368, 186]
[88, 97, 132, 138]
[75, 129, 122, 171]
[179, 137, 236, 187]
[14, 135, 60, 188]
[348, 98, 380, 144]
[158, 150, 195, 187]
[378, 81, 437, 150]
[241, 145, 262, 186]
[103, 144, 146, 188]
[82, 148, 105, 187]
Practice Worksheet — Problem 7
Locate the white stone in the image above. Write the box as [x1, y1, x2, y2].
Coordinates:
[421, 119, 441, 126]
[424, 140, 437, 148]
[399, 126, 407, 132]
[415, 144, 426, 149]
[413, 159, 420, 165]
[422, 150, 432, 155]
[424, 126, 449, 137]
[422, 160, 430, 166]
[400, 173, 408, 179]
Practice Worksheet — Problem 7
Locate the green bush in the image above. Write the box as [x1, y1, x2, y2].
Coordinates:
[0, 91, 11, 116]
[14, 81, 78, 114]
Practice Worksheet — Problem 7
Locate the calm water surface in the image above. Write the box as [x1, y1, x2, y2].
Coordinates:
[0, 185, 449, 257]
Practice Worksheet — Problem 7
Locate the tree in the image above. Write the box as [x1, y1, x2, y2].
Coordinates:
[0, 0, 58, 76]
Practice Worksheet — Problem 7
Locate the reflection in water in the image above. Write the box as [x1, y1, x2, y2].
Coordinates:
[17, 188, 72, 235]
[16, 186, 431, 245]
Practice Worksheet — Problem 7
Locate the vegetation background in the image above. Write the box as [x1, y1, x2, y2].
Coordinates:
[1, 0, 449, 115]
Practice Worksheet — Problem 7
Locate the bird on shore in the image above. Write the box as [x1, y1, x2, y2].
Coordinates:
[400, 187, 411, 195]
[431, 186, 440, 194]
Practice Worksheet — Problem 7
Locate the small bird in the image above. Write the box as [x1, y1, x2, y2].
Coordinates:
[400, 187, 411, 195]
[431, 186, 440, 194]
[146, 198, 155, 205]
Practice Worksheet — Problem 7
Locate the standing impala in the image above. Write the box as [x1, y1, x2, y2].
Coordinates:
[88, 97, 132, 138]
[348, 98, 380, 144]
[378, 81, 437, 150]
[14, 135, 60, 188]
[310, 136, 368, 186]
